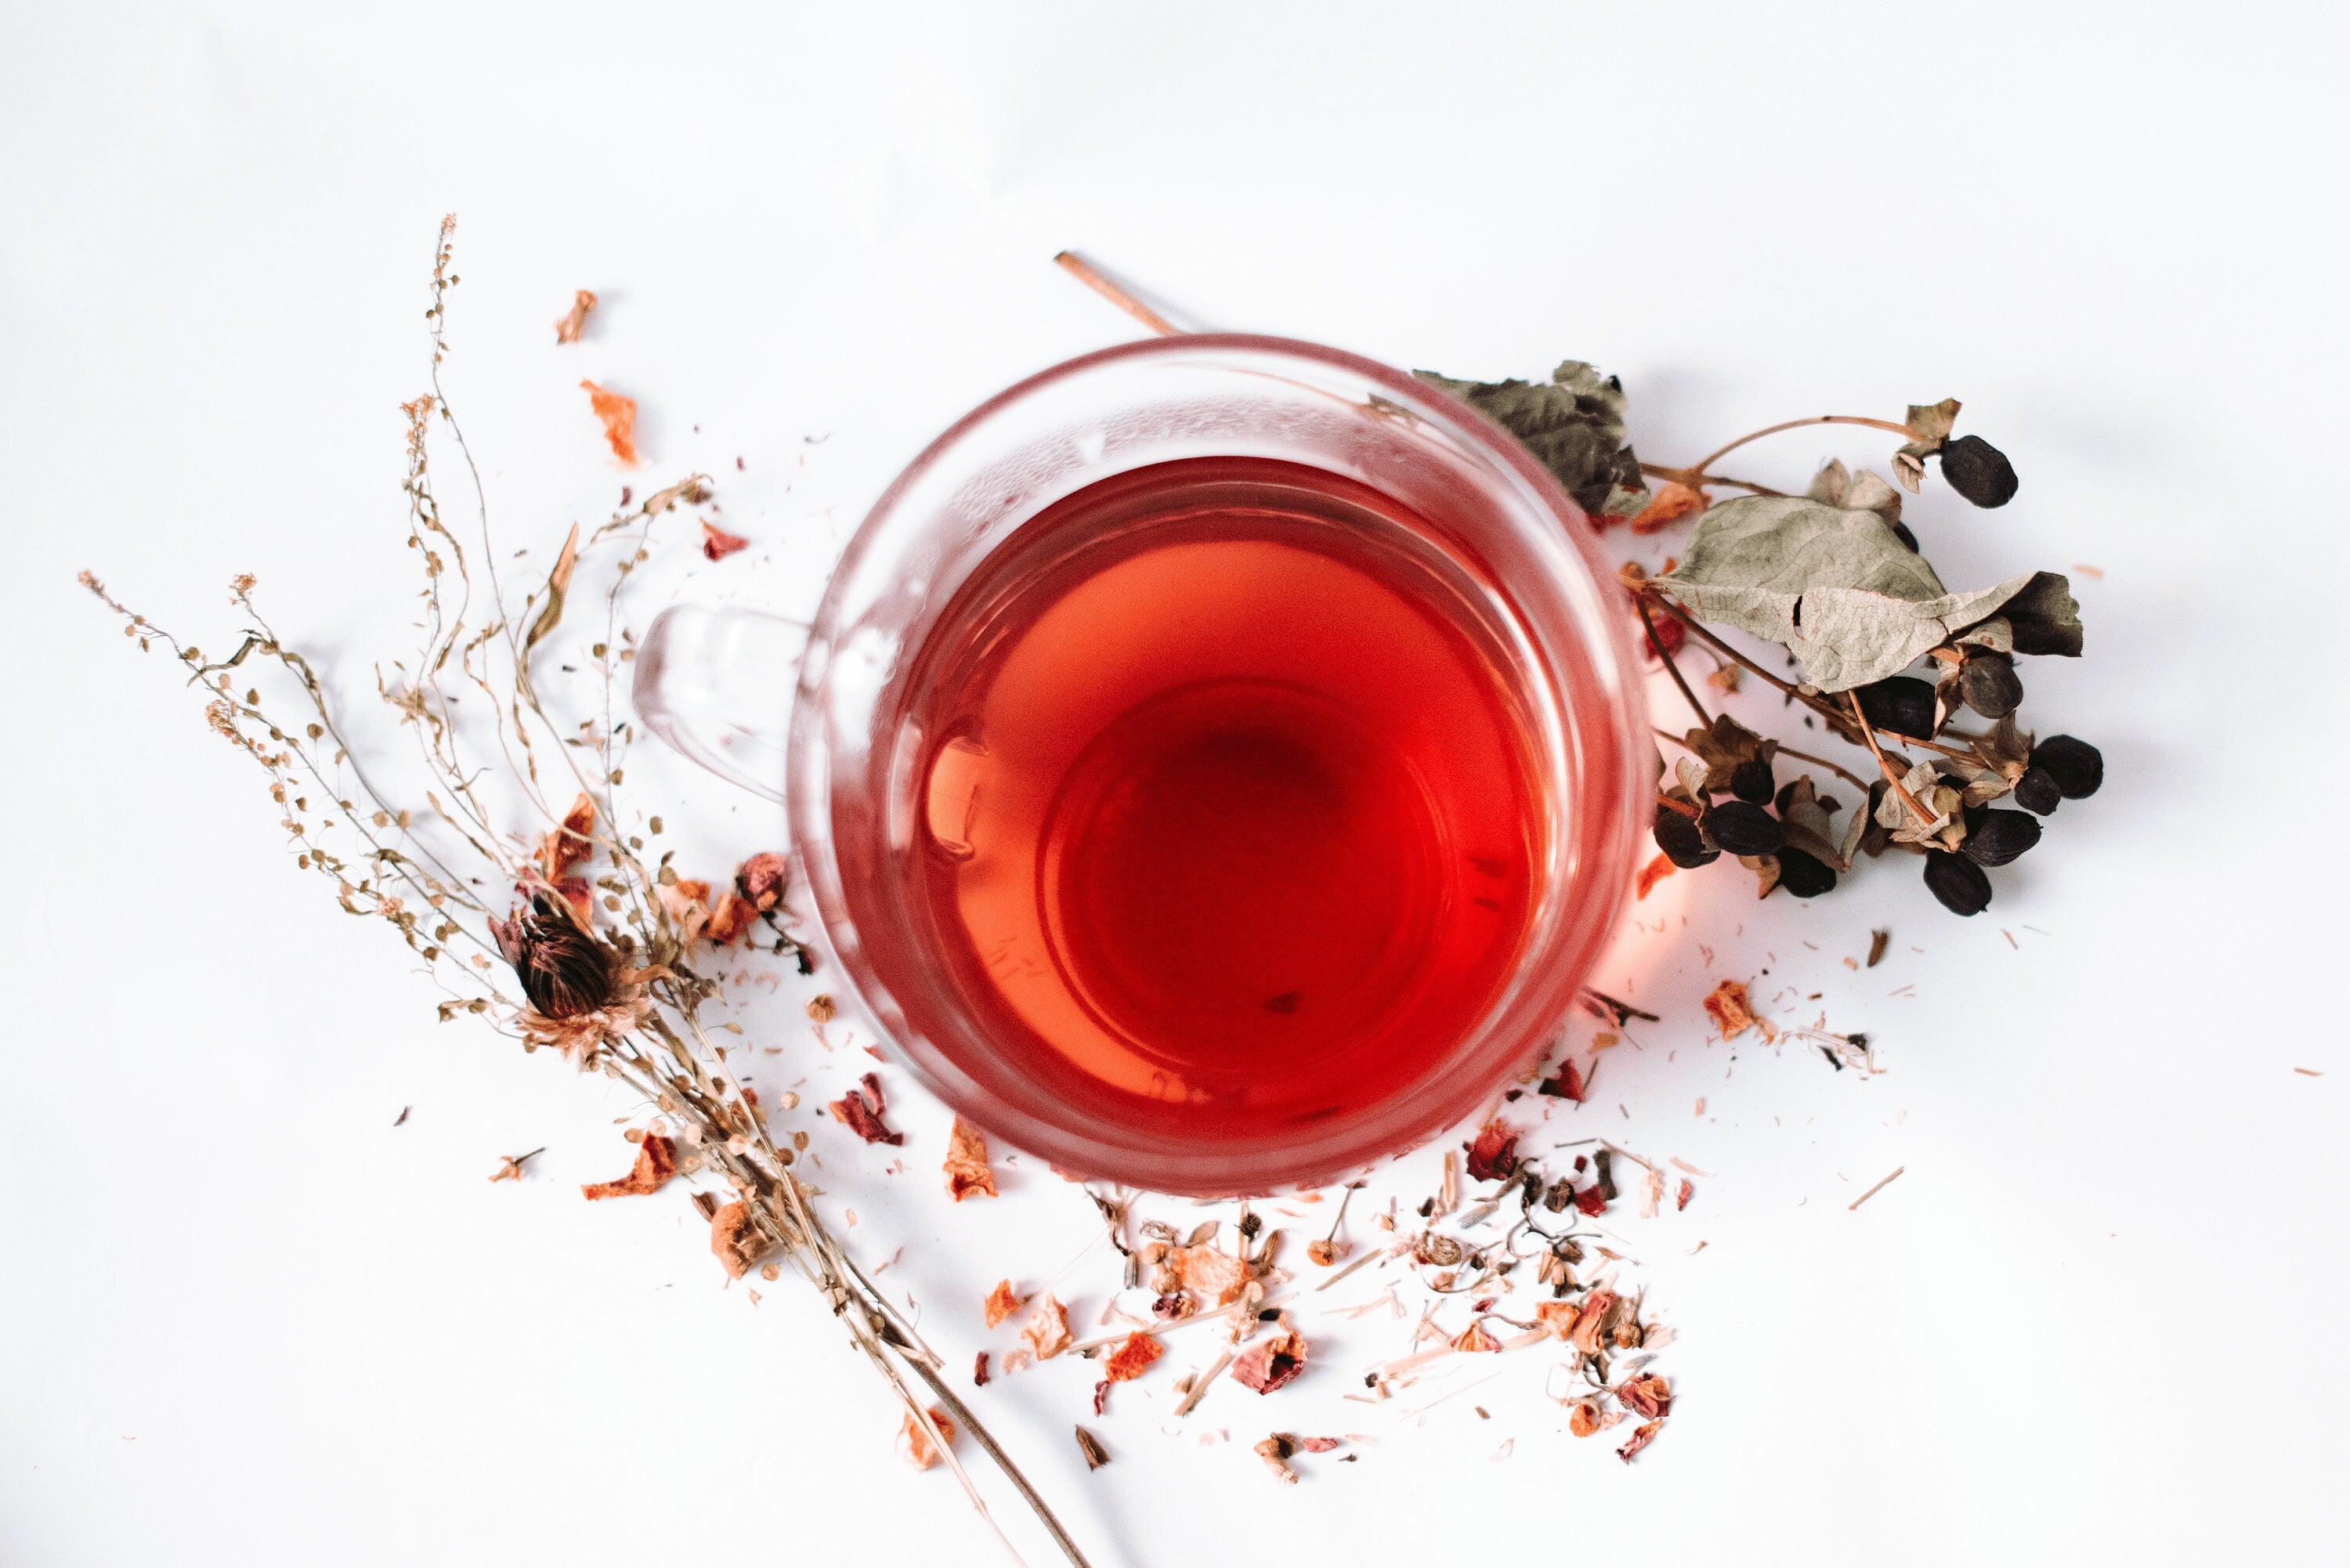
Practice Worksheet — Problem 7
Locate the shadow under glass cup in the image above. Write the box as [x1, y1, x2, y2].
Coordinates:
[636, 335, 1648, 1195]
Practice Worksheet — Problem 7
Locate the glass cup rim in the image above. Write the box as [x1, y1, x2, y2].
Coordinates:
[787, 332, 1649, 1194]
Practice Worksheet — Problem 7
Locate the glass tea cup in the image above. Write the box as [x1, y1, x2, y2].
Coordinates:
[634, 334, 1648, 1195]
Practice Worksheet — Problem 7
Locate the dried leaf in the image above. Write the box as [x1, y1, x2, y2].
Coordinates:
[1231, 1328, 1308, 1393]
[581, 1133, 677, 1199]
[1414, 361, 1644, 517]
[580, 380, 638, 464]
[700, 521, 750, 561]
[1102, 1331, 1165, 1382]
[1655, 496, 2080, 691]
[1021, 1295, 1072, 1360]
[943, 1117, 997, 1201]
[1702, 979, 1757, 1041]
[523, 524, 581, 655]
[553, 289, 597, 345]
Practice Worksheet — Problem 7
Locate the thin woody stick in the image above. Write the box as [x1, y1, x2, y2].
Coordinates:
[1053, 251, 1182, 336]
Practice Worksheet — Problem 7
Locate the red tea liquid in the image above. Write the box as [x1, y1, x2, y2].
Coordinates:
[899, 457, 1546, 1149]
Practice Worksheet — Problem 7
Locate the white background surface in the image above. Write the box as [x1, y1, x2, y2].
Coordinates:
[5, 4, 2345, 1565]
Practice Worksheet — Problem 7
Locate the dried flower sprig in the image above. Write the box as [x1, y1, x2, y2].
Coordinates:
[85, 218, 1092, 1568]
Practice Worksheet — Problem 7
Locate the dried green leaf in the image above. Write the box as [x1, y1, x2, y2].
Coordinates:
[1414, 361, 1644, 516]
[1654, 497, 2081, 691]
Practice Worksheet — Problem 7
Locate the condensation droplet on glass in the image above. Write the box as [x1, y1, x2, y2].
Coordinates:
[925, 733, 989, 862]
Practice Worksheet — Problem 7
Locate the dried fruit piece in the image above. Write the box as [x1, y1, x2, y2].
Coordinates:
[580, 1133, 677, 1199]
[1774, 845, 1837, 898]
[1466, 1121, 1519, 1182]
[709, 1200, 771, 1278]
[1923, 850, 1992, 915]
[1701, 979, 1758, 1040]
[1856, 675, 1938, 739]
[942, 1117, 996, 1201]
[580, 380, 638, 464]
[1102, 1331, 1165, 1382]
[1021, 1295, 1073, 1360]
[2030, 735, 2103, 799]
[1703, 800, 1784, 857]
[1231, 1328, 1308, 1393]
[826, 1075, 902, 1145]
[1653, 806, 1720, 869]
[1636, 852, 1677, 899]
[982, 1279, 1024, 1328]
[2012, 765, 2063, 815]
[1961, 809, 2041, 867]
[1958, 649, 2023, 719]
[1938, 434, 2019, 508]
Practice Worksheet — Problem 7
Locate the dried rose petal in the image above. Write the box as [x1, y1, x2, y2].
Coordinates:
[1231, 1328, 1307, 1393]
[1102, 1331, 1164, 1383]
[827, 1081, 902, 1145]
[1466, 1120, 1519, 1183]
[1617, 1418, 1663, 1463]
[580, 1133, 677, 1200]
[1021, 1295, 1072, 1360]
[580, 380, 638, 464]
[1619, 1374, 1673, 1419]
[942, 1117, 996, 1201]
[1092, 1379, 1111, 1415]
[1702, 978, 1758, 1040]
[982, 1279, 1024, 1328]
[1677, 1177, 1694, 1211]
[538, 793, 597, 882]
[1538, 1058, 1586, 1103]
[1297, 1436, 1341, 1453]
[700, 520, 750, 562]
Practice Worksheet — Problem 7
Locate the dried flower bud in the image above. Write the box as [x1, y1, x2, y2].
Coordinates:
[1922, 850, 1992, 916]
[1961, 808, 2041, 867]
[2012, 766, 2063, 815]
[1653, 806, 1719, 869]
[2030, 735, 2103, 799]
[1855, 675, 1938, 739]
[1701, 800, 1784, 858]
[488, 893, 620, 1019]
[1937, 435, 2019, 508]
[1958, 650, 2023, 720]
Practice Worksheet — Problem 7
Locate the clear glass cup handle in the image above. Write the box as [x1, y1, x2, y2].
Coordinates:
[631, 604, 802, 804]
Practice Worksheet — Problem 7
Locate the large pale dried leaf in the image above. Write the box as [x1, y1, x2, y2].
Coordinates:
[1654, 496, 2080, 690]
[1414, 360, 1644, 517]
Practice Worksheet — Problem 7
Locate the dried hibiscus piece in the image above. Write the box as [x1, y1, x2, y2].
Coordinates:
[709, 1200, 772, 1278]
[1297, 1436, 1341, 1454]
[1101, 1331, 1163, 1383]
[828, 1073, 902, 1145]
[701, 891, 757, 945]
[1466, 1120, 1520, 1182]
[538, 792, 596, 882]
[700, 520, 750, 561]
[1619, 1374, 1673, 1419]
[1636, 852, 1677, 899]
[1567, 1288, 1619, 1354]
[1170, 1244, 1249, 1306]
[1617, 1418, 1663, 1463]
[1538, 1057, 1587, 1103]
[898, 1405, 956, 1470]
[1572, 1183, 1609, 1216]
[973, 1352, 990, 1386]
[736, 851, 787, 912]
[1677, 1177, 1694, 1211]
[1568, 1400, 1601, 1437]
[1449, 1320, 1501, 1353]
[580, 1133, 677, 1200]
[983, 1279, 1025, 1328]
[1231, 1327, 1307, 1393]
[1703, 978, 1758, 1040]
[943, 1117, 996, 1201]
[552, 288, 597, 345]
[579, 379, 638, 464]
[1021, 1295, 1072, 1360]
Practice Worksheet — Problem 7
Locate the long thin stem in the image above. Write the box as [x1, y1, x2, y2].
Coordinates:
[1054, 251, 1182, 336]
[1687, 414, 1914, 478]
[1637, 602, 1709, 725]
[1846, 692, 1936, 829]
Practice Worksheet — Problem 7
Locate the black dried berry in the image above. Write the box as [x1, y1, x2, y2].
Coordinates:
[1938, 435, 2019, 508]
[1653, 805, 1719, 869]
[1776, 847, 1837, 898]
[1890, 520, 1920, 551]
[1730, 755, 1775, 804]
[1961, 809, 2041, 867]
[1855, 675, 1938, 739]
[1705, 800, 1785, 857]
[1958, 651, 2023, 720]
[2012, 766, 2062, 815]
[1922, 850, 1992, 916]
[2030, 735, 2102, 799]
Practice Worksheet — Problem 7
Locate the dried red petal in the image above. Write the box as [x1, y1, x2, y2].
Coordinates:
[1102, 1331, 1164, 1383]
[1466, 1120, 1520, 1183]
[1619, 1374, 1673, 1419]
[943, 1116, 997, 1200]
[1636, 851, 1677, 900]
[700, 520, 750, 561]
[580, 1133, 678, 1200]
[1092, 1379, 1111, 1415]
[1573, 1183, 1609, 1216]
[1538, 1057, 1586, 1103]
[538, 793, 597, 882]
[1617, 1418, 1663, 1462]
[580, 380, 638, 464]
[1676, 1177, 1694, 1212]
[1297, 1436, 1341, 1453]
[982, 1280, 1023, 1328]
[898, 1405, 956, 1470]
[973, 1352, 990, 1386]
[1230, 1328, 1307, 1393]
[827, 1085, 902, 1145]
[736, 851, 788, 911]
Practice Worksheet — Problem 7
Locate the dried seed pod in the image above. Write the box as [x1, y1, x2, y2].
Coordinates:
[1774, 846, 1838, 898]
[1937, 435, 2019, 508]
[1702, 800, 1785, 858]
[1922, 850, 1992, 916]
[1961, 809, 2041, 867]
[1729, 755, 1775, 805]
[2012, 765, 2063, 815]
[1653, 806, 1719, 869]
[1855, 675, 1938, 739]
[2030, 735, 2103, 799]
[1958, 651, 2023, 720]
